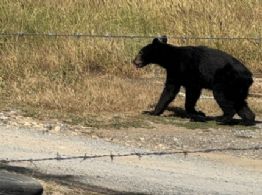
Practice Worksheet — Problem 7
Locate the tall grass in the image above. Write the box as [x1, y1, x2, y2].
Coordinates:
[1, 0, 261, 36]
[0, 0, 261, 119]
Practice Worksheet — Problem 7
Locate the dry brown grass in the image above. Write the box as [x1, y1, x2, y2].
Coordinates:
[0, 0, 261, 125]
[1, 0, 261, 74]
[3, 74, 261, 127]
[6, 75, 162, 114]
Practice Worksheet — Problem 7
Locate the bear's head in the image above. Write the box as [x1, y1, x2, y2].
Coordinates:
[133, 36, 168, 68]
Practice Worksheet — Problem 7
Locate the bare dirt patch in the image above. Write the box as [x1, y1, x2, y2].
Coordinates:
[1, 121, 261, 194]
[1, 108, 261, 160]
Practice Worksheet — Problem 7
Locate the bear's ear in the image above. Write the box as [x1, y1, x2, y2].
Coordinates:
[152, 35, 168, 45]
[159, 35, 168, 44]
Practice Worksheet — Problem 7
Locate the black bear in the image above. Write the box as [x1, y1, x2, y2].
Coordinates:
[133, 36, 255, 125]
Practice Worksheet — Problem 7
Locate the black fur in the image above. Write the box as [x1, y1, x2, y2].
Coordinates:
[133, 36, 255, 125]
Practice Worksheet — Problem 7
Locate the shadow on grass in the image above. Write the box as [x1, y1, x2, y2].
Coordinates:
[164, 106, 261, 127]
[0, 163, 146, 195]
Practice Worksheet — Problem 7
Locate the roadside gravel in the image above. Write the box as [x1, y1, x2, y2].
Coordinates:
[1, 124, 262, 195]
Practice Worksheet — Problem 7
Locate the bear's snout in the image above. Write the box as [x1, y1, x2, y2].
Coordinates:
[133, 58, 144, 68]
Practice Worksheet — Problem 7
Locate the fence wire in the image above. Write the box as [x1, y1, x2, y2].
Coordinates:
[1, 146, 261, 164]
[0, 32, 261, 42]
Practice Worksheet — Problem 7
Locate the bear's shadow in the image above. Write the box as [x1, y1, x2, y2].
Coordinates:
[165, 106, 260, 126]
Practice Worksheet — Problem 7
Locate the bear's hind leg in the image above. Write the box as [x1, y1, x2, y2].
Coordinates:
[235, 101, 255, 125]
[213, 88, 236, 125]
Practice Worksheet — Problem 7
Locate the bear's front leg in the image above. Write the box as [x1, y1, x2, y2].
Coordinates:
[185, 87, 206, 121]
[144, 84, 180, 116]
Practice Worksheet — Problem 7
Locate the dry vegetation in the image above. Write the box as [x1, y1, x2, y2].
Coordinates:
[0, 0, 261, 125]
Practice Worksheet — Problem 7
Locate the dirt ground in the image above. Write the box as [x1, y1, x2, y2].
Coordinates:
[0, 109, 262, 194]
[94, 121, 262, 159]
[1, 108, 262, 160]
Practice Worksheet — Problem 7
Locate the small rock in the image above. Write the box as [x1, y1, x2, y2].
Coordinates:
[173, 137, 182, 147]
[44, 124, 53, 130]
[91, 135, 99, 139]
[0, 115, 8, 121]
[54, 125, 61, 132]
[234, 130, 255, 139]
[9, 121, 18, 126]
[158, 144, 166, 149]
[139, 137, 145, 142]
[106, 137, 114, 141]
[23, 121, 31, 126]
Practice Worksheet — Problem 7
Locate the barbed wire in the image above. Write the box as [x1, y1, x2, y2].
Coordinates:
[1, 146, 261, 164]
[0, 32, 261, 42]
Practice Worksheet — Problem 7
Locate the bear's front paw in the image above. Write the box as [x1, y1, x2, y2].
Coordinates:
[216, 116, 235, 125]
[189, 115, 206, 122]
[187, 110, 206, 117]
[142, 110, 159, 116]
[196, 111, 206, 117]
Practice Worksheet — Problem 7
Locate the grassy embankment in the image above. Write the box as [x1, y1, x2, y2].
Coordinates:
[0, 0, 261, 127]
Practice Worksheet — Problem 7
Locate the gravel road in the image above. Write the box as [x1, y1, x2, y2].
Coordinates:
[0, 125, 262, 195]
